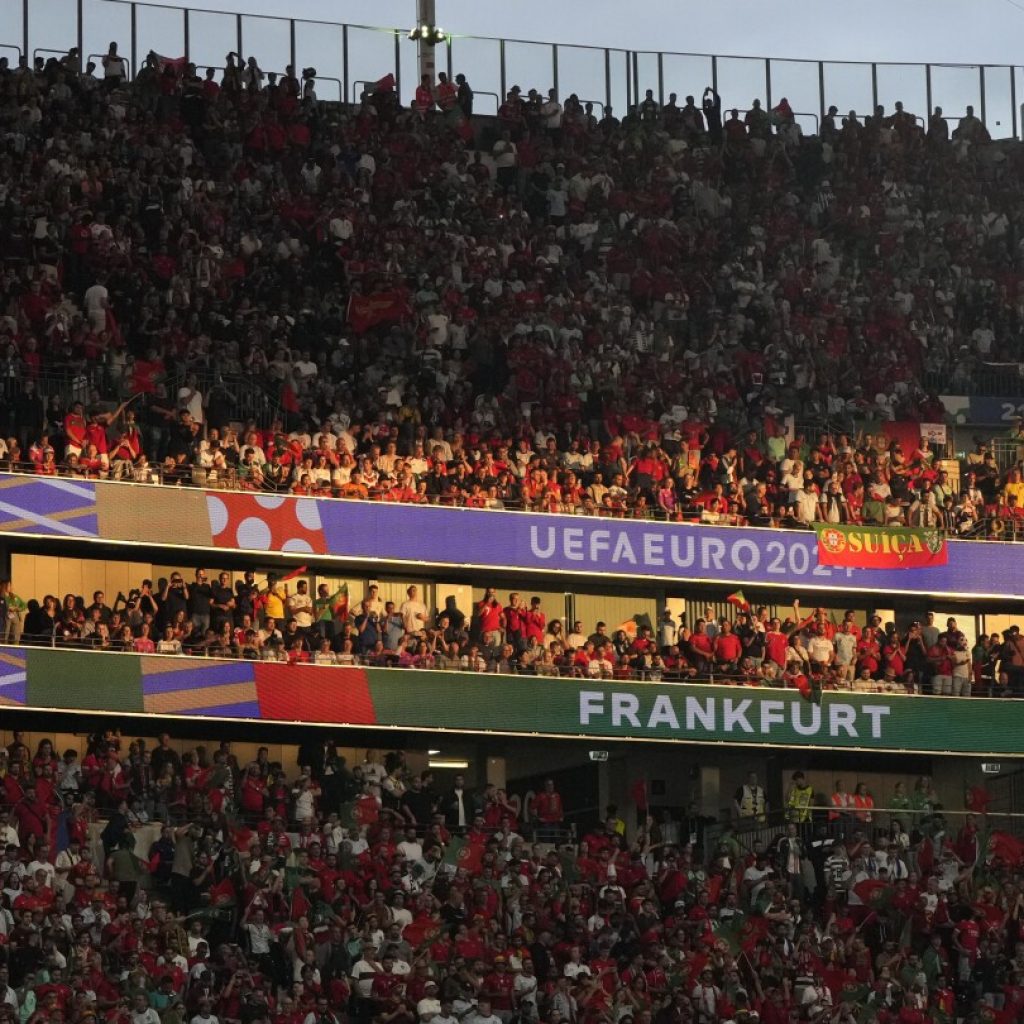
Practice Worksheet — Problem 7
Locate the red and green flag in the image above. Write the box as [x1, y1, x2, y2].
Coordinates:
[444, 836, 483, 874]
[814, 523, 947, 569]
[338, 795, 380, 828]
[404, 917, 443, 949]
[853, 878, 893, 911]
[711, 918, 742, 955]
[318, 583, 349, 623]
[837, 982, 870, 1007]
[727, 591, 749, 611]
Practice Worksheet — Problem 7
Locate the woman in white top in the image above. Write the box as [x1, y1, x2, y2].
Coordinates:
[242, 56, 264, 92]
[336, 639, 359, 666]
[782, 460, 804, 504]
[292, 776, 317, 823]
[102, 43, 127, 90]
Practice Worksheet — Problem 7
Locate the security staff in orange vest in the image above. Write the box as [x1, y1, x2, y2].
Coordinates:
[414, 74, 435, 117]
[852, 782, 874, 823]
[828, 779, 853, 821]
[436, 72, 458, 112]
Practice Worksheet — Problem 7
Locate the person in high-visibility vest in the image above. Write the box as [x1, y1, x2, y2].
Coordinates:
[733, 771, 767, 822]
[436, 71, 458, 113]
[786, 771, 815, 823]
[828, 780, 854, 821]
[852, 783, 874, 823]
[413, 74, 435, 118]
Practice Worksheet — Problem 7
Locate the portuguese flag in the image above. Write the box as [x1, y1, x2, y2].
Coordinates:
[338, 795, 380, 828]
[404, 917, 443, 949]
[853, 878, 893, 911]
[814, 523, 947, 569]
[318, 583, 349, 623]
[444, 836, 484, 873]
[726, 591, 749, 611]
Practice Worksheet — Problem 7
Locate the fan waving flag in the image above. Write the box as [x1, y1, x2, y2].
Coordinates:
[792, 672, 820, 705]
[987, 830, 1024, 868]
[403, 917, 442, 949]
[338, 796, 380, 828]
[711, 918, 741, 954]
[254, 566, 308, 612]
[853, 878, 893, 911]
[837, 982, 870, 1006]
[153, 53, 187, 76]
[318, 583, 349, 623]
[444, 836, 483, 873]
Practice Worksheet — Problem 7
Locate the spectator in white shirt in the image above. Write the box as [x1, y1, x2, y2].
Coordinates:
[286, 580, 314, 630]
[131, 991, 162, 1024]
[399, 585, 428, 635]
[397, 828, 423, 865]
[0, 811, 18, 849]
[304, 996, 341, 1024]
[351, 944, 382, 998]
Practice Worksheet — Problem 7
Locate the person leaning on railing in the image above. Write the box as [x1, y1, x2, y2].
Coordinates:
[4, 566, 1024, 695]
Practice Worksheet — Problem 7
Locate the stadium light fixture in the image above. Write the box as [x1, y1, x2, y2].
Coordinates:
[408, 24, 446, 45]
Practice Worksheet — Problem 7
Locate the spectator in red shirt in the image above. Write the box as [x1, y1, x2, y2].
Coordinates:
[475, 588, 504, 650]
[530, 778, 564, 840]
[713, 621, 742, 671]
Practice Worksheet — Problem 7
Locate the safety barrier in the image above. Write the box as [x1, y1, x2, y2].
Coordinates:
[1, 0, 1020, 137]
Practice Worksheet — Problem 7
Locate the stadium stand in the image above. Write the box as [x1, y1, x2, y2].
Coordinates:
[0, 38, 1023, 1024]
[0, 570, 1005, 696]
[0, 49, 1021, 535]
[0, 726, 1010, 1024]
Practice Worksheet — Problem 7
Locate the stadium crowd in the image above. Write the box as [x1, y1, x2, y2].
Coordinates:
[1, 568, 1017, 696]
[4, 39, 1024, 1024]
[0, 729, 1019, 1024]
[0, 45, 1022, 534]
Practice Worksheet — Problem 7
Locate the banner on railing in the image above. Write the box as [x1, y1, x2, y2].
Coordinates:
[0, 472, 1017, 598]
[5, 645, 1024, 755]
[814, 523, 948, 569]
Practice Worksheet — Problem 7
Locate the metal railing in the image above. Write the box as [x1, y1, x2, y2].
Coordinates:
[4, 0, 1022, 137]
[4, 629, 998, 695]
[0, 363, 283, 434]
[474, 90, 500, 115]
[702, 803, 1024, 862]
[924, 367, 1024, 397]
[789, 110, 820, 135]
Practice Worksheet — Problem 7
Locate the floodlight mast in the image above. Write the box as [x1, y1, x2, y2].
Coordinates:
[415, 0, 439, 83]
